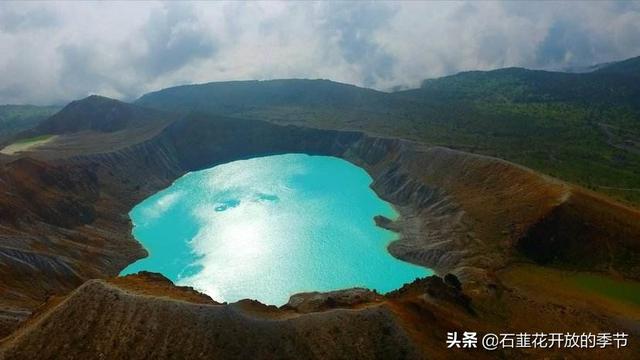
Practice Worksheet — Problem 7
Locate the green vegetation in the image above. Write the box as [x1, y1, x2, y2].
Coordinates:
[13, 134, 53, 144]
[31, 95, 168, 135]
[573, 273, 640, 306]
[393, 61, 640, 205]
[136, 56, 640, 206]
[0, 105, 59, 144]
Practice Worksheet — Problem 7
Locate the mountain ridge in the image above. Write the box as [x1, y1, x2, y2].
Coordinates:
[28, 95, 168, 135]
[128, 55, 640, 206]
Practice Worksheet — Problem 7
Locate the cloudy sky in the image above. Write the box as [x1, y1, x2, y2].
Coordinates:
[0, 1, 639, 105]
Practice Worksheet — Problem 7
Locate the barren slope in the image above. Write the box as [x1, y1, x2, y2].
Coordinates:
[0, 96, 638, 357]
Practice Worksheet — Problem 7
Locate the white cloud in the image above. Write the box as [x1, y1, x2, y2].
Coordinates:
[0, 1, 638, 105]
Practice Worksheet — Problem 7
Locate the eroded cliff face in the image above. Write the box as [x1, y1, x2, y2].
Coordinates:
[1, 112, 639, 357]
[2, 272, 637, 359]
[149, 114, 640, 285]
[0, 277, 424, 360]
[517, 188, 640, 278]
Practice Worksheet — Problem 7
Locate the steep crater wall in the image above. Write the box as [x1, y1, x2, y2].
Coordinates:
[2, 112, 640, 336]
[73, 113, 640, 283]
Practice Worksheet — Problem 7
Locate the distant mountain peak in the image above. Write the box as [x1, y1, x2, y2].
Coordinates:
[593, 55, 640, 75]
[135, 78, 389, 116]
[32, 95, 163, 135]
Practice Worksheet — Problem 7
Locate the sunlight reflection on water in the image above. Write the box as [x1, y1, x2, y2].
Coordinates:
[121, 154, 429, 305]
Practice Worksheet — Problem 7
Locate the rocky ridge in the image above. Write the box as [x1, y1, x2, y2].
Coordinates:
[0, 97, 638, 357]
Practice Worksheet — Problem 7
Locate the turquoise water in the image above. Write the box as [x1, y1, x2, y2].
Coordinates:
[121, 154, 428, 305]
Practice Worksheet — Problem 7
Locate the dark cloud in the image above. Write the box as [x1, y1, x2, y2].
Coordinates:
[58, 45, 108, 95]
[320, 2, 397, 86]
[0, 4, 59, 33]
[0, 82, 30, 103]
[610, 0, 640, 13]
[41, 2, 217, 103]
[137, 3, 217, 77]
[502, 1, 640, 69]
[535, 21, 593, 68]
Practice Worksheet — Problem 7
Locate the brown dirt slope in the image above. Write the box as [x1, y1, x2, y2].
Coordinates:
[2, 273, 638, 359]
[0, 275, 423, 360]
[0, 107, 638, 357]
